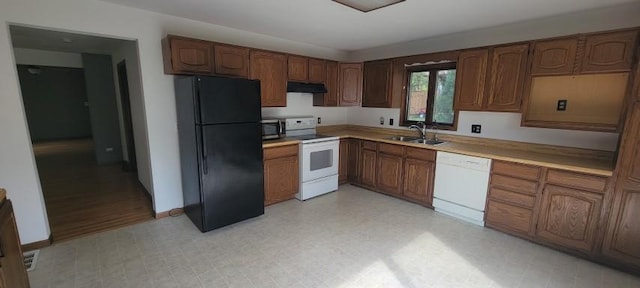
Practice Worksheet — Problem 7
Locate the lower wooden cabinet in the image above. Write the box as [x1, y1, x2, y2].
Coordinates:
[339, 139, 348, 184]
[376, 152, 403, 196]
[263, 145, 299, 206]
[360, 148, 377, 188]
[536, 184, 603, 252]
[402, 158, 435, 206]
[486, 199, 533, 234]
[0, 193, 30, 288]
[347, 139, 361, 183]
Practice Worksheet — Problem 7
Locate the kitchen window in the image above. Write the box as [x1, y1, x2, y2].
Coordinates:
[402, 63, 457, 129]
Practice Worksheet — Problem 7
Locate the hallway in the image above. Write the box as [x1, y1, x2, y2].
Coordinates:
[33, 138, 154, 242]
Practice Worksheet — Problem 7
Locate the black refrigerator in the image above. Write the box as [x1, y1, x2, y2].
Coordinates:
[174, 75, 264, 232]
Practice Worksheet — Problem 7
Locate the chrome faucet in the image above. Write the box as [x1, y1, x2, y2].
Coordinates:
[409, 122, 427, 139]
[429, 124, 439, 141]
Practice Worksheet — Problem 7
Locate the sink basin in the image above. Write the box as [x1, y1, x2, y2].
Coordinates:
[411, 139, 446, 145]
[387, 136, 419, 142]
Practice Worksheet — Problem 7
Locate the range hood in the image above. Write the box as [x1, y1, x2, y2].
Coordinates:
[287, 81, 327, 93]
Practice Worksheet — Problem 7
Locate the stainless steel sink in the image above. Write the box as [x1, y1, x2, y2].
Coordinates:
[411, 139, 446, 145]
[387, 136, 419, 142]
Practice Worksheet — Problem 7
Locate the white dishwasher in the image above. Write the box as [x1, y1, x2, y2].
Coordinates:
[433, 151, 491, 226]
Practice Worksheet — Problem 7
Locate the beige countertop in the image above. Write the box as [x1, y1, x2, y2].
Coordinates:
[321, 128, 615, 177]
[262, 138, 301, 148]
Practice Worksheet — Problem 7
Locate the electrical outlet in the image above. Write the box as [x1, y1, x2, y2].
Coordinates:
[389, 118, 394, 126]
[557, 100, 567, 111]
[471, 125, 481, 134]
[379, 117, 385, 125]
[317, 117, 321, 124]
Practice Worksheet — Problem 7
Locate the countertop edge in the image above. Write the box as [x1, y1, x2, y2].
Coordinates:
[262, 139, 301, 148]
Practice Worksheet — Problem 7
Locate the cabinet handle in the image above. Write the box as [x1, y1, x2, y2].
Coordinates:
[202, 128, 208, 175]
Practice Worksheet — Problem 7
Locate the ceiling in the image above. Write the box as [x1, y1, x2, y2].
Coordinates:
[99, 0, 638, 51]
[10, 25, 130, 54]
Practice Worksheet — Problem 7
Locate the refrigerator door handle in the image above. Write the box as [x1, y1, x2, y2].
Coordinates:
[201, 127, 208, 175]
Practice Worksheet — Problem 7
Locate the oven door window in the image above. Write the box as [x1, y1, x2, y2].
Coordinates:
[310, 149, 333, 171]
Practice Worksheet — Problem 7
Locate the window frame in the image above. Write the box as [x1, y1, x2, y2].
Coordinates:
[400, 62, 458, 131]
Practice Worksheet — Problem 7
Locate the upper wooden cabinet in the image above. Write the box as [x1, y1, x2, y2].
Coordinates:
[338, 63, 363, 106]
[287, 55, 309, 82]
[485, 44, 529, 112]
[531, 38, 578, 76]
[213, 44, 249, 78]
[315, 61, 339, 106]
[603, 102, 640, 267]
[250, 51, 287, 107]
[582, 30, 638, 73]
[308, 59, 327, 84]
[531, 30, 638, 76]
[362, 60, 394, 108]
[454, 49, 489, 111]
[162, 35, 213, 75]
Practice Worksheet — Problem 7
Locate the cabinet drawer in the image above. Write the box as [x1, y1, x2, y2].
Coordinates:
[362, 141, 377, 150]
[546, 169, 607, 193]
[378, 143, 405, 156]
[486, 200, 533, 234]
[406, 147, 436, 161]
[490, 174, 538, 194]
[264, 144, 298, 160]
[489, 187, 536, 208]
[492, 161, 541, 180]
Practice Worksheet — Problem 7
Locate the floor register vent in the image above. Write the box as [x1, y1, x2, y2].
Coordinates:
[23, 250, 39, 272]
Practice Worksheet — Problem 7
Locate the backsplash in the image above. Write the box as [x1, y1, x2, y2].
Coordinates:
[261, 93, 348, 126]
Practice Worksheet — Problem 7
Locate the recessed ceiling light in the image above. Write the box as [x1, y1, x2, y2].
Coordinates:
[332, 0, 405, 12]
[62, 37, 73, 43]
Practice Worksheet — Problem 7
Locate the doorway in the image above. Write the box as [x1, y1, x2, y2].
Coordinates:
[11, 26, 154, 242]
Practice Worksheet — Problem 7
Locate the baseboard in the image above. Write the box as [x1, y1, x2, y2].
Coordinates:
[155, 208, 184, 219]
[22, 234, 52, 252]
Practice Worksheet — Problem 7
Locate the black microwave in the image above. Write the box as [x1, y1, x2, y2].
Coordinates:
[261, 118, 286, 140]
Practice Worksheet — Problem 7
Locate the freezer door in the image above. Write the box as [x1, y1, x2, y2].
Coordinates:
[199, 122, 264, 231]
[196, 76, 261, 124]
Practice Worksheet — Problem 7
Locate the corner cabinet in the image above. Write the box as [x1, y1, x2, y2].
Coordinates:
[485, 44, 529, 112]
[338, 63, 363, 106]
[162, 35, 214, 75]
[603, 102, 640, 267]
[0, 192, 30, 288]
[263, 144, 299, 206]
[250, 51, 287, 107]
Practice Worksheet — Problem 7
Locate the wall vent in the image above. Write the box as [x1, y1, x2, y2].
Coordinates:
[23, 250, 39, 272]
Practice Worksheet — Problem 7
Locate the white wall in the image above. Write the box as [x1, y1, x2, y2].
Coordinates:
[350, 2, 640, 61]
[0, 0, 348, 244]
[262, 93, 348, 126]
[13, 48, 83, 68]
[110, 41, 153, 195]
[347, 108, 619, 151]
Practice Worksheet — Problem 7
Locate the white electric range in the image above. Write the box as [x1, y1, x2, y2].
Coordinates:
[284, 117, 339, 200]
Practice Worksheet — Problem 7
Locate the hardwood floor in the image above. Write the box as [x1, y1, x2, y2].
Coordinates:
[33, 138, 154, 242]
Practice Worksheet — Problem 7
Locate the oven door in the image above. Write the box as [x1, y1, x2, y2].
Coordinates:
[301, 140, 339, 182]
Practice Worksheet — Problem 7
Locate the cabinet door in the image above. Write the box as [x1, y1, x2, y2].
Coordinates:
[454, 49, 488, 111]
[250, 51, 287, 107]
[0, 200, 30, 288]
[376, 153, 403, 195]
[315, 61, 339, 106]
[531, 38, 578, 75]
[169, 37, 213, 74]
[308, 59, 326, 84]
[264, 155, 299, 206]
[361, 149, 377, 187]
[339, 139, 348, 185]
[582, 30, 638, 73]
[347, 139, 361, 183]
[603, 103, 640, 265]
[288, 55, 309, 82]
[403, 158, 434, 205]
[486, 199, 534, 235]
[338, 63, 363, 106]
[536, 184, 603, 252]
[362, 60, 393, 107]
[214, 45, 249, 77]
[485, 44, 529, 112]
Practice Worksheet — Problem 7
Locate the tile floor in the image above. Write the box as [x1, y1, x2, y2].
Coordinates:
[28, 185, 640, 288]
